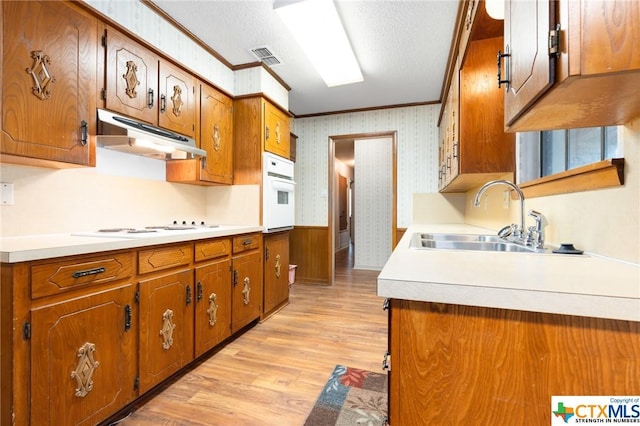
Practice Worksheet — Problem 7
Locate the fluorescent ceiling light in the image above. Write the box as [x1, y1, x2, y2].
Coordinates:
[274, 0, 363, 87]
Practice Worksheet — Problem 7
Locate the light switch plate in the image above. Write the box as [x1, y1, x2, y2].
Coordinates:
[1, 182, 14, 205]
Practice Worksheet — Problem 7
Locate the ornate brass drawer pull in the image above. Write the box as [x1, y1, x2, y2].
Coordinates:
[71, 342, 99, 398]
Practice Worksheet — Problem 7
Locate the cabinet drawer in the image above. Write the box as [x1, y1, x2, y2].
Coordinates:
[31, 252, 134, 299]
[232, 234, 261, 254]
[138, 243, 193, 275]
[195, 238, 231, 262]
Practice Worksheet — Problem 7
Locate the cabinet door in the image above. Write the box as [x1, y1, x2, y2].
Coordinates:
[194, 259, 232, 357]
[30, 284, 136, 425]
[231, 251, 263, 333]
[503, 0, 556, 126]
[200, 84, 233, 184]
[138, 269, 194, 393]
[1, 1, 97, 165]
[263, 101, 291, 159]
[105, 27, 158, 125]
[158, 61, 196, 138]
[263, 232, 290, 315]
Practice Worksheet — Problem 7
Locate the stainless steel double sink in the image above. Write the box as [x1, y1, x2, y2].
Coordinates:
[410, 232, 548, 253]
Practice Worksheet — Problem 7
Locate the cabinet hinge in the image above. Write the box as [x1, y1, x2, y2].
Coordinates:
[23, 322, 31, 340]
[134, 377, 139, 391]
[101, 33, 107, 48]
[101, 88, 106, 100]
[548, 24, 561, 57]
[135, 290, 140, 304]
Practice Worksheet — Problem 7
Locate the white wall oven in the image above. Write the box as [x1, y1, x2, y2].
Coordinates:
[263, 152, 295, 232]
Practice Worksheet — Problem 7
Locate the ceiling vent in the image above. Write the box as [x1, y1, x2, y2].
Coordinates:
[251, 46, 282, 66]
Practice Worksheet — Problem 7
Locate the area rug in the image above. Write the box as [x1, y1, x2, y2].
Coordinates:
[304, 365, 388, 426]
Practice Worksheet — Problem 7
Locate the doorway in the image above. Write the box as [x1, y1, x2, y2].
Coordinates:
[328, 132, 397, 284]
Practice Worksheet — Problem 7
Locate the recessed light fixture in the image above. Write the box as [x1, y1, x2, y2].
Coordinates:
[485, 0, 504, 20]
[274, 0, 363, 87]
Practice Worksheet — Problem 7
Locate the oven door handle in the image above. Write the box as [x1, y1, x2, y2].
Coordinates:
[269, 179, 295, 192]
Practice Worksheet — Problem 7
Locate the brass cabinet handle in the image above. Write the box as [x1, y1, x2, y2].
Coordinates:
[160, 309, 176, 350]
[242, 277, 251, 305]
[207, 293, 218, 326]
[275, 254, 281, 278]
[71, 342, 99, 398]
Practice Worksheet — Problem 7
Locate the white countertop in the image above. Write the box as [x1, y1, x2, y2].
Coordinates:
[377, 224, 640, 322]
[0, 225, 263, 263]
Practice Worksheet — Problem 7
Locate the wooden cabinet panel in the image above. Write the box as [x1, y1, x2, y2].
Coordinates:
[30, 283, 136, 425]
[199, 83, 233, 184]
[1, 0, 97, 166]
[389, 300, 640, 424]
[231, 251, 263, 333]
[158, 61, 196, 138]
[504, 0, 640, 131]
[503, 0, 555, 126]
[138, 269, 194, 393]
[233, 234, 261, 254]
[138, 243, 192, 275]
[105, 27, 159, 125]
[195, 238, 231, 263]
[264, 101, 290, 159]
[31, 252, 134, 299]
[194, 259, 232, 357]
[263, 231, 289, 316]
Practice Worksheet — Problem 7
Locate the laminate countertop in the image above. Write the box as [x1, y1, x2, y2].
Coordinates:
[377, 224, 640, 322]
[0, 225, 263, 263]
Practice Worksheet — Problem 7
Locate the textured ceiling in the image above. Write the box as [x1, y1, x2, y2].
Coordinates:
[151, 0, 459, 116]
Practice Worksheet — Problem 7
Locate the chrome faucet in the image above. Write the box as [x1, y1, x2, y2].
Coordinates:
[473, 179, 526, 242]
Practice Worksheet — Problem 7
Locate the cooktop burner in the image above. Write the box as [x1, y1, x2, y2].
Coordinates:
[75, 221, 221, 239]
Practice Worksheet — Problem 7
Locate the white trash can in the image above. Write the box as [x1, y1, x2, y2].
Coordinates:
[288, 265, 297, 286]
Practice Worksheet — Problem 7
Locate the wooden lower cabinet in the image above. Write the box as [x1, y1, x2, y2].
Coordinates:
[30, 283, 136, 425]
[263, 231, 290, 316]
[1, 233, 267, 425]
[231, 234, 263, 333]
[388, 299, 640, 425]
[138, 269, 194, 394]
[194, 258, 232, 357]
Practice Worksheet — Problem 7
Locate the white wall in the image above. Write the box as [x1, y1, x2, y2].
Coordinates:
[293, 104, 440, 229]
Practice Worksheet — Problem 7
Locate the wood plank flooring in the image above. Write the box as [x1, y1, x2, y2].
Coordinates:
[112, 245, 388, 425]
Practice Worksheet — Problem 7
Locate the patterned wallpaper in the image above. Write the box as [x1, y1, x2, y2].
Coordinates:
[293, 104, 440, 228]
[354, 138, 393, 269]
[85, 0, 289, 110]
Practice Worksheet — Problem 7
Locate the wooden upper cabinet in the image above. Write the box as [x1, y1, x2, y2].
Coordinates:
[104, 27, 159, 125]
[166, 82, 233, 185]
[438, 3, 515, 193]
[264, 101, 291, 159]
[233, 96, 291, 184]
[503, 0, 555, 127]
[199, 83, 233, 184]
[504, 0, 640, 131]
[103, 26, 196, 138]
[158, 61, 197, 137]
[1, 1, 97, 166]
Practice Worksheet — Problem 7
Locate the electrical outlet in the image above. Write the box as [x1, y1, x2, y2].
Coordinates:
[1, 182, 14, 205]
[503, 190, 510, 209]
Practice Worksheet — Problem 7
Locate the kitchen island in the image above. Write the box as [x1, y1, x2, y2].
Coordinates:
[378, 224, 640, 425]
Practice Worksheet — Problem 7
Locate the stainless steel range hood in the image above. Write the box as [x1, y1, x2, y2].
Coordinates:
[96, 108, 206, 160]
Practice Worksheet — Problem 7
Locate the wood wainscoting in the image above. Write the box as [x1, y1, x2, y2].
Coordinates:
[290, 226, 329, 285]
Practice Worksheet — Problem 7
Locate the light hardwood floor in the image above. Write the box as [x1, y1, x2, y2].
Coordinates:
[112, 245, 388, 425]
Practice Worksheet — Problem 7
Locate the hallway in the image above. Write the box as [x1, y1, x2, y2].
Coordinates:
[114, 248, 388, 425]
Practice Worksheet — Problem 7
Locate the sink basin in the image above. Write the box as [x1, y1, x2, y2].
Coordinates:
[410, 233, 547, 253]
[418, 233, 502, 242]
